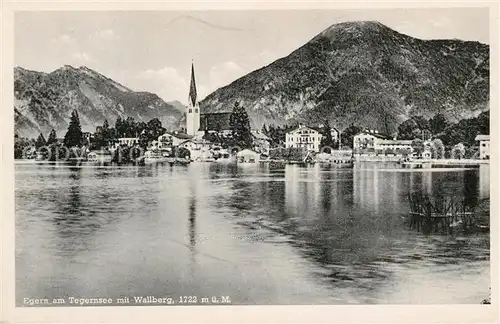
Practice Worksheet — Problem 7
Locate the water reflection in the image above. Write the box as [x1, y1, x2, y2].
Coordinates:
[51, 167, 99, 255]
[187, 174, 198, 278]
[15, 163, 490, 305]
[479, 165, 490, 199]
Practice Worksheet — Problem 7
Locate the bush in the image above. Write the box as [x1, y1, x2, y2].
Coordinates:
[451, 143, 466, 159]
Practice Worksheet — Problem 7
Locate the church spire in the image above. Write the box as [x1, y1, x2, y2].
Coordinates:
[188, 60, 197, 106]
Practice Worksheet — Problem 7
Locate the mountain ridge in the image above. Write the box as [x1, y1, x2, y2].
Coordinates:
[199, 20, 489, 134]
[14, 65, 182, 138]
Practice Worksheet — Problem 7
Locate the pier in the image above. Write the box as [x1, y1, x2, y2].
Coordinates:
[401, 159, 489, 169]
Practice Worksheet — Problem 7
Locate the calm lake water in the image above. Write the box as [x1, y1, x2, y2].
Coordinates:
[15, 162, 490, 305]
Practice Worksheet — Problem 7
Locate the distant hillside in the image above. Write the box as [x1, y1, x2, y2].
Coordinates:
[167, 100, 186, 113]
[14, 65, 183, 138]
[200, 21, 489, 134]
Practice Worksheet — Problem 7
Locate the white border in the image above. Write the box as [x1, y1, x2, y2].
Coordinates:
[1, 1, 498, 323]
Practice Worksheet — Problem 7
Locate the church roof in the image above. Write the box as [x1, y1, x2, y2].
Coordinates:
[188, 62, 197, 106]
[475, 134, 490, 141]
[199, 112, 232, 132]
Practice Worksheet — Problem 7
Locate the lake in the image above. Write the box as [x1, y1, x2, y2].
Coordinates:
[15, 162, 490, 305]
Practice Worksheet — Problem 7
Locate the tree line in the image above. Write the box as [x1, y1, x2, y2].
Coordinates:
[15, 110, 168, 159]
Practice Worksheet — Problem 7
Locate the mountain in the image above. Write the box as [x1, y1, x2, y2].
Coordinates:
[14, 65, 183, 138]
[200, 21, 489, 134]
[167, 100, 187, 113]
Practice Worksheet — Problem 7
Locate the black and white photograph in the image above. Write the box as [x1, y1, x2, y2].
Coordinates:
[4, 3, 496, 314]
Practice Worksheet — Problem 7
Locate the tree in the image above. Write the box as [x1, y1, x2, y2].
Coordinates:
[465, 146, 479, 159]
[138, 132, 149, 150]
[430, 138, 445, 159]
[411, 138, 425, 158]
[15, 135, 32, 159]
[202, 130, 220, 144]
[115, 117, 126, 137]
[94, 119, 116, 149]
[437, 110, 489, 147]
[63, 110, 83, 148]
[401, 148, 411, 158]
[429, 113, 448, 135]
[397, 116, 430, 140]
[176, 147, 191, 159]
[229, 101, 252, 149]
[35, 133, 46, 149]
[46, 129, 57, 145]
[340, 124, 362, 148]
[451, 143, 466, 159]
[476, 110, 489, 135]
[145, 118, 165, 142]
[319, 119, 335, 151]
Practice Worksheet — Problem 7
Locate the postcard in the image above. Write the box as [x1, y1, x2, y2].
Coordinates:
[1, 1, 498, 323]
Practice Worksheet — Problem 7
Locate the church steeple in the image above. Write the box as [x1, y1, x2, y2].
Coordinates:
[188, 61, 197, 106]
[186, 60, 200, 136]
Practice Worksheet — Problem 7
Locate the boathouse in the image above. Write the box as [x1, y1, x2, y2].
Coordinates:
[475, 135, 490, 159]
[236, 149, 260, 163]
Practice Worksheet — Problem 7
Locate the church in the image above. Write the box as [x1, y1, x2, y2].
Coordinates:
[185, 62, 232, 138]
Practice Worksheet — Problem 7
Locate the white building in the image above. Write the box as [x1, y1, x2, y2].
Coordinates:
[178, 139, 214, 161]
[475, 134, 490, 159]
[353, 130, 413, 159]
[285, 125, 339, 153]
[157, 132, 193, 149]
[117, 137, 139, 147]
[375, 139, 413, 153]
[236, 149, 260, 163]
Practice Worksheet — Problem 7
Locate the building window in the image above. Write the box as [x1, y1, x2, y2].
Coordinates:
[188, 109, 192, 113]
[195, 108, 198, 113]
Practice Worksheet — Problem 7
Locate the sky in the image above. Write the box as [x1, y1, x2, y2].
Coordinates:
[15, 8, 489, 105]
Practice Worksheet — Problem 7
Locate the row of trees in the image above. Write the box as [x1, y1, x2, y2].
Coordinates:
[20, 102, 250, 159]
[92, 116, 166, 150]
[338, 111, 487, 159]
[397, 111, 489, 147]
[17, 110, 169, 160]
[397, 114, 448, 141]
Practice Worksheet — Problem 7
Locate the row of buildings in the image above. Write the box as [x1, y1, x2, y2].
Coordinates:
[352, 130, 490, 160]
[104, 63, 490, 161]
[97, 126, 490, 162]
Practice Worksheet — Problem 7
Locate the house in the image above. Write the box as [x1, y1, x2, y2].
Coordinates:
[179, 139, 214, 161]
[285, 124, 339, 153]
[178, 138, 212, 151]
[236, 149, 260, 163]
[353, 130, 413, 160]
[475, 134, 490, 159]
[375, 139, 413, 154]
[251, 130, 271, 154]
[117, 137, 139, 147]
[157, 132, 193, 149]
